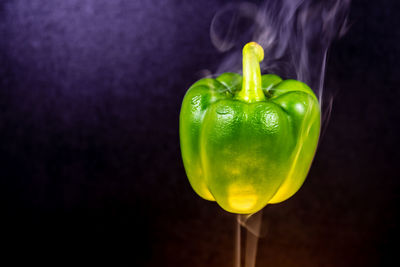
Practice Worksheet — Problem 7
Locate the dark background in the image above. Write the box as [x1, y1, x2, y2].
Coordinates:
[1, 0, 399, 266]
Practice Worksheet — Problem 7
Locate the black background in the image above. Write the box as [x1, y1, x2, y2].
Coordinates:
[1, 0, 399, 266]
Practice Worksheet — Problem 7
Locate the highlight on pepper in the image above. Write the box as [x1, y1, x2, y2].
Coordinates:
[179, 41, 321, 214]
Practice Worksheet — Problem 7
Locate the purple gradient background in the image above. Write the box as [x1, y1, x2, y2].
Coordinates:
[0, 0, 399, 266]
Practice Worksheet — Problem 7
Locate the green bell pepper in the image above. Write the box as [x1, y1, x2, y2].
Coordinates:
[180, 42, 320, 214]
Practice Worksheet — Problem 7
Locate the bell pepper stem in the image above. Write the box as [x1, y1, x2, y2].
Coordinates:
[237, 42, 265, 103]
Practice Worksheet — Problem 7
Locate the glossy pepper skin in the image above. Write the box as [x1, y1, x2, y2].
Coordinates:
[180, 42, 320, 214]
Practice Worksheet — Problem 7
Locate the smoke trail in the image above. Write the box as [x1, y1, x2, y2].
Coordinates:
[210, 0, 350, 110]
[236, 210, 266, 267]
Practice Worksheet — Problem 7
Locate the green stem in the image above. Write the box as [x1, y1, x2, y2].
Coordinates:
[237, 42, 265, 103]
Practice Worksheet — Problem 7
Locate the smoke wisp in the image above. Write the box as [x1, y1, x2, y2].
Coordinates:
[210, 0, 350, 108]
